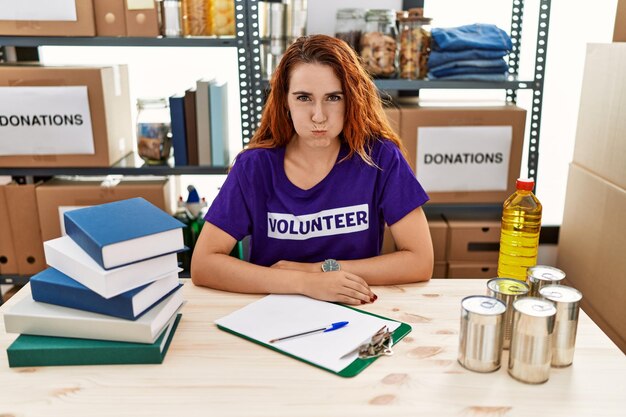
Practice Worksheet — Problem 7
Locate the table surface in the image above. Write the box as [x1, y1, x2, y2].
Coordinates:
[0, 279, 624, 417]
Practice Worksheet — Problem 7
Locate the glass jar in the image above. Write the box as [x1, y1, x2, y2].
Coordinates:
[335, 8, 365, 53]
[398, 8, 432, 79]
[360, 9, 398, 78]
[136, 98, 172, 165]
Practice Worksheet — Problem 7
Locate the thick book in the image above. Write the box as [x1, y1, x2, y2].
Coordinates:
[3, 287, 184, 344]
[195, 78, 213, 166]
[209, 80, 230, 166]
[30, 267, 182, 320]
[44, 235, 180, 299]
[7, 314, 182, 367]
[169, 94, 188, 167]
[63, 197, 186, 270]
[184, 88, 199, 165]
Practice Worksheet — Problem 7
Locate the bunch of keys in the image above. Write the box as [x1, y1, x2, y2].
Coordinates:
[357, 326, 394, 359]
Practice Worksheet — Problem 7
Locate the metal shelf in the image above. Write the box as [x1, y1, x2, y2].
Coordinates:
[0, 152, 229, 176]
[0, 36, 237, 48]
[261, 78, 537, 91]
[374, 78, 537, 90]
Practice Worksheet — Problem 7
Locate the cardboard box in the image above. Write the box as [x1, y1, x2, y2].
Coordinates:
[4, 183, 47, 276]
[427, 214, 447, 262]
[0, 65, 133, 168]
[447, 262, 498, 279]
[0, 185, 18, 275]
[383, 106, 401, 137]
[432, 262, 447, 278]
[125, 0, 160, 37]
[94, 0, 127, 36]
[445, 218, 500, 262]
[36, 177, 174, 241]
[0, 0, 95, 37]
[380, 225, 395, 255]
[557, 163, 626, 353]
[614, 0, 626, 42]
[399, 104, 526, 203]
[573, 44, 626, 189]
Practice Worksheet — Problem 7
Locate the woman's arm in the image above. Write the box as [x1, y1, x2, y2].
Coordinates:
[190, 222, 376, 305]
[272, 207, 434, 285]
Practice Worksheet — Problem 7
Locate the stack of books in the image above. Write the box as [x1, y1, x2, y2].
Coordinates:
[169, 78, 230, 167]
[3, 198, 187, 367]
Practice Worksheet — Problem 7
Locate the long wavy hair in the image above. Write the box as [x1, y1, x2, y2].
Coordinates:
[246, 34, 406, 164]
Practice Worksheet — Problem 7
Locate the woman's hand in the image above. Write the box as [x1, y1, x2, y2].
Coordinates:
[299, 271, 376, 306]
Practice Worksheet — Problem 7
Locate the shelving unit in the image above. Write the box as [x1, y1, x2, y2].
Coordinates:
[0, 0, 553, 286]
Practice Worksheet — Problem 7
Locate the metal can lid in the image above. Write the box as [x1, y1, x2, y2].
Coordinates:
[461, 295, 506, 315]
[487, 278, 529, 295]
[526, 265, 566, 282]
[513, 297, 557, 317]
[539, 285, 582, 303]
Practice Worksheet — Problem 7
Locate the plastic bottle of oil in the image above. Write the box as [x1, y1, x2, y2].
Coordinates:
[497, 178, 542, 280]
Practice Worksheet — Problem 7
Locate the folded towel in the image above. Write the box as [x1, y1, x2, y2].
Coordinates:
[428, 49, 508, 68]
[427, 73, 509, 81]
[432, 24, 512, 51]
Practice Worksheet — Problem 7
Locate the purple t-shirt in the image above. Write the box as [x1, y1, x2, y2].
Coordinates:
[205, 139, 429, 266]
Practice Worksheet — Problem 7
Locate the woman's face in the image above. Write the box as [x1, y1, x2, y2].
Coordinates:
[287, 62, 345, 148]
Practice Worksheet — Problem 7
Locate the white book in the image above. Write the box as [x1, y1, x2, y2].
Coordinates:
[195, 78, 214, 166]
[44, 236, 180, 299]
[4, 287, 185, 344]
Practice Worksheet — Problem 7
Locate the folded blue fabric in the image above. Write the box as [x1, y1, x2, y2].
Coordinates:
[429, 58, 508, 73]
[428, 49, 508, 68]
[432, 24, 512, 51]
[429, 60, 508, 78]
[427, 73, 509, 81]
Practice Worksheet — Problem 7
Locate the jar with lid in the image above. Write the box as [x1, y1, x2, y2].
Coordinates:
[398, 8, 432, 79]
[136, 98, 172, 165]
[360, 9, 398, 78]
[335, 8, 365, 53]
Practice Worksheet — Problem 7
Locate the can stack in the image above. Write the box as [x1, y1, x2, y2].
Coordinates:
[457, 265, 583, 384]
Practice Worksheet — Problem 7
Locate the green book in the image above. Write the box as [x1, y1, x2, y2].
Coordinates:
[6, 314, 181, 368]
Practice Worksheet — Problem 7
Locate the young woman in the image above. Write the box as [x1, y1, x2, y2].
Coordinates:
[191, 35, 433, 305]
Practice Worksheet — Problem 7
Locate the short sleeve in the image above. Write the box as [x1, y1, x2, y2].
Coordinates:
[204, 161, 252, 241]
[378, 141, 429, 226]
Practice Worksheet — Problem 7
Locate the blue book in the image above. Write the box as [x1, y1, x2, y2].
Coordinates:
[7, 314, 182, 367]
[209, 80, 230, 166]
[169, 95, 188, 166]
[64, 197, 186, 270]
[30, 267, 182, 320]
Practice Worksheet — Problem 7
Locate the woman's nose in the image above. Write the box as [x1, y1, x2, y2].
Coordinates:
[311, 103, 326, 123]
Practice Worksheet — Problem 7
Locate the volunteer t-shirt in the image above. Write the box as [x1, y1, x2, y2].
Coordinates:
[204, 138, 429, 266]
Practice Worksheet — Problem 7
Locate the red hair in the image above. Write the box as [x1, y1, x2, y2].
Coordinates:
[247, 34, 406, 164]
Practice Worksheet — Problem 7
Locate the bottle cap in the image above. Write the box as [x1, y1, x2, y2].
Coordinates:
[516, 178, 534, 191]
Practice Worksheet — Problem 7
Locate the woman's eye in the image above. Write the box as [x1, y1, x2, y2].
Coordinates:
[296, 95, 311, 101]
[327, 95, 342, 102]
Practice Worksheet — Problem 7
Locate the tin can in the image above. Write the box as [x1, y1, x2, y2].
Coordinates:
[486, 278, 530, 349]
[458, 295, 507, 373]
[508, 297, 556, 384]
[526, 265, 566, 296]
[539, 285, 583, 367]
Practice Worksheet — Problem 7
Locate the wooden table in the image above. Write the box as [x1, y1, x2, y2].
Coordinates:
[0, 280, 624, 417]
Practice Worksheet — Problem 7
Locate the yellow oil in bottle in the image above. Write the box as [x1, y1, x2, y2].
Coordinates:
[497, 178, 542, 280]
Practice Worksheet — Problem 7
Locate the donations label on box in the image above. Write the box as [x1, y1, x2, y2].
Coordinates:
[0, 0, 77, 21]
[416, 126, 512, 192]
[0, 86, 94, 156]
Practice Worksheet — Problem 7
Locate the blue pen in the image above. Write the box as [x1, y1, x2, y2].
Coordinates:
[269, 321, 349, 343]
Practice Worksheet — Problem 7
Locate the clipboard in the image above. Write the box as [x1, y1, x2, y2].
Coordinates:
[215, 295, 412, 378]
